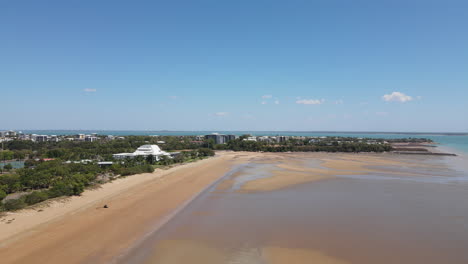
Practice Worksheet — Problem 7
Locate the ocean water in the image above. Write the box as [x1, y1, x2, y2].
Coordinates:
[18, 130, 468, 154]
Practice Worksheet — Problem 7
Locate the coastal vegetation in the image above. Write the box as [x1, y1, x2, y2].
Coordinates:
[0, 147, 215, 212]
[2, 136, 205, 161]
[221, 136, 394, 152]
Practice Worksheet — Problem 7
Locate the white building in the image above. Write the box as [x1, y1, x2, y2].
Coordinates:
[34, 135, 49, 142]
[113, 145, 170, 161]
[1, 130, 17, 137]
[276, 136, 290, 143]
[205, 133, 236, 144]
[19, 134, 31, 140]
[85, 136, 98, 142]
[243, 136, 257, 142]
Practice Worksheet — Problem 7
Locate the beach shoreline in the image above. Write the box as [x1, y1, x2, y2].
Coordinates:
[0, 152, 259, 264]
[0, 156, 211, 244]
[0, 150, 464, 263]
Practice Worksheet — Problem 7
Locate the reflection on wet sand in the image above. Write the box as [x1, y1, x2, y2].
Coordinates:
[144, 240, 225, 264]
[263, 247, 350, 264]
[144, 240, 349, 264]
[233, 152, 460, 192]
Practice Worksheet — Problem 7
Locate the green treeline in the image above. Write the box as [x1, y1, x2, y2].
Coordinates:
[2, 136, 206, 161]
[0, 147, 214, 212]
[217, 137, 393, 152]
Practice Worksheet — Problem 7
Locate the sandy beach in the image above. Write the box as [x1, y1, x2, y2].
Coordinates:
[1, 151, 466, 264]
[0, 152, 260, 263]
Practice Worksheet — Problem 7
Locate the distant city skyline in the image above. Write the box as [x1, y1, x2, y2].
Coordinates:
[1, 1, 467, 132]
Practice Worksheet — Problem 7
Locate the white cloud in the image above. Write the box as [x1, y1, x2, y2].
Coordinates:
[83, 88, 96, 92]
[261, 101, 267, 105]
[382, 92, 413, 103]
[214, 112, 228, 116]
[274, 100, 280, 105]
[296, 99, 324, 105]
[262, 95, 272, 99]
[416, 95, 423, 100]
[169, 95, 178, 100]
[334, 99, 344, 104]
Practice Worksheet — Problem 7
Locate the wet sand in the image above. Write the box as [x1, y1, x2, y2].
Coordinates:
[2, 151, 468, 263]
[141, 240, 350, 264]
[237, 152, 454, 192]
[119, 152, 468, 264]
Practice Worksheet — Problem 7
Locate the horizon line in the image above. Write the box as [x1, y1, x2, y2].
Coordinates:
[2, 129, 468, 135]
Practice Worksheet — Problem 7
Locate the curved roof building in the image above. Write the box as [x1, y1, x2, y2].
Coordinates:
[113, 145, 170, 160]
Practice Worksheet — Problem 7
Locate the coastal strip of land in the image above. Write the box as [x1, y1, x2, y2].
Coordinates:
[389, 142, 457, 156]
[0, 152, 257, 264]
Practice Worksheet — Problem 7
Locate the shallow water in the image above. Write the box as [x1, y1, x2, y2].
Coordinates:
[118, 154, 468, 264]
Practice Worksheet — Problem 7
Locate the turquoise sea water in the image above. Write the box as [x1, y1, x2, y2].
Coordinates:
[17, 130, 468, 154]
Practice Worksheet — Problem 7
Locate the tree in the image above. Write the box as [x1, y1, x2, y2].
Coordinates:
[146, 154, 155, 164]
[198, 148, 215, 157]
[3, 164, 13, 171]
[204, 138, 215, 149]
[4, 198, 27, 211]
[0, 151, 14, 161]
[0, 189, 6, 201]
[48, 182, 74, 197]
[0, 174, 22, 193]
[24, 191, 49, 205]
[158, 155, 173, 166]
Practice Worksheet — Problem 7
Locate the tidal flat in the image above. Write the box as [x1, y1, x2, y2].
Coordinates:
[119, 152, 468, 264]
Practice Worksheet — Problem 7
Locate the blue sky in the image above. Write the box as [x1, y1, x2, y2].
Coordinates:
[1, 0, 467, 132]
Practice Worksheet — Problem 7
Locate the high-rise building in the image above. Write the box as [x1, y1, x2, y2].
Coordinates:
[276, 136, 290, 143]
[85, 136, 98, 142]
[35, 135, 49, 142]
[205, 134, 237, 144]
